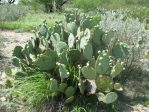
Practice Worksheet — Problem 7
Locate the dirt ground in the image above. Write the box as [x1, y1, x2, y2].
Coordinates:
[0, 30, 149, 112]
[0, 30, 32, 73]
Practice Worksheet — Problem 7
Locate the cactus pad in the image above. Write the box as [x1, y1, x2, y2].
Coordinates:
[95, 76, 113, 92]
[65, 86, 76, 98]
[81, 66, 97, 80]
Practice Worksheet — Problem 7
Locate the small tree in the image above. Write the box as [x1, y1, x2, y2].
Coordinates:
[8, 0, 15, 4]
[39, 0, 69, 12]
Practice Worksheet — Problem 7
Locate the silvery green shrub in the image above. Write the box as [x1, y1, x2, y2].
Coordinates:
[100, 10, 149, 67]
[0, 4, 28, 21]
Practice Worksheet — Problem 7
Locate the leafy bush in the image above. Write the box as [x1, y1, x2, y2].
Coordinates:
[19, 0, 69, 12]
[12, 74, 52, 108]
[99, 10, 149, 73]
[125, 0, 149, 5]
[0, 4, 29, 21]
[5, 9, 130, 111]
[73, 0, 101, 11]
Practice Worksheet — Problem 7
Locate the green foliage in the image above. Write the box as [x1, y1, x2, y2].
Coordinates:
[73, 0, 101, 11]
[19, 0, 69, 12]
[0, 4, 29, 21]
[12, 74, 51, 108]
[0, 13, 64, 32]
[7, 9, 129, 110]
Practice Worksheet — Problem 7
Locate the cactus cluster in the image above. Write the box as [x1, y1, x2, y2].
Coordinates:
[11, 9, 129, 104]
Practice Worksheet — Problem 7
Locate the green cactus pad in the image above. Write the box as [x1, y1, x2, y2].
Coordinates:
[81, 17, 93, 30]
[95, 52, 111, 74]
[105, 92, 118, 104]
[65, 86, 76, 98]
[111, 62, 124, 78]
[5, 67, 12, 77]
[114, 83, 123, 91]
[59, 50, 69, 65]
[13, 46, 25, 59]
[59, 83, 68, 93]
[50, 78, 59, 93]
[58, 64, 69, 79]
[55, 42, 68, 54]
[83, 43, 93, 60]
[95, 76, 113, 92]
[68, 49, 81, 63]
[78, 81, 85, 95]
[66, 22, 77, 35]
[65, 96, 74, 104]
[35, 54, 55, 71]
[50, 33, 61, 47]
[96, 92, 106, 102]
[12, 58, 20, 67]
[102, 31, 115, 46]
[81, 66, 97, 80]
[44, 49, 58, 62]
[15, 72, 28, 79]
[89, 57, 96, 67]
[53, 24, 62, 34]
[38, 24, 49, 37]
[92, 27, 104, 45]
[28, 40, 36, 54]
[112, 42, 129, 58]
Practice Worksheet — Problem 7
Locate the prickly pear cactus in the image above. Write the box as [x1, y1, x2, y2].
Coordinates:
[10, 9, 130, 106]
